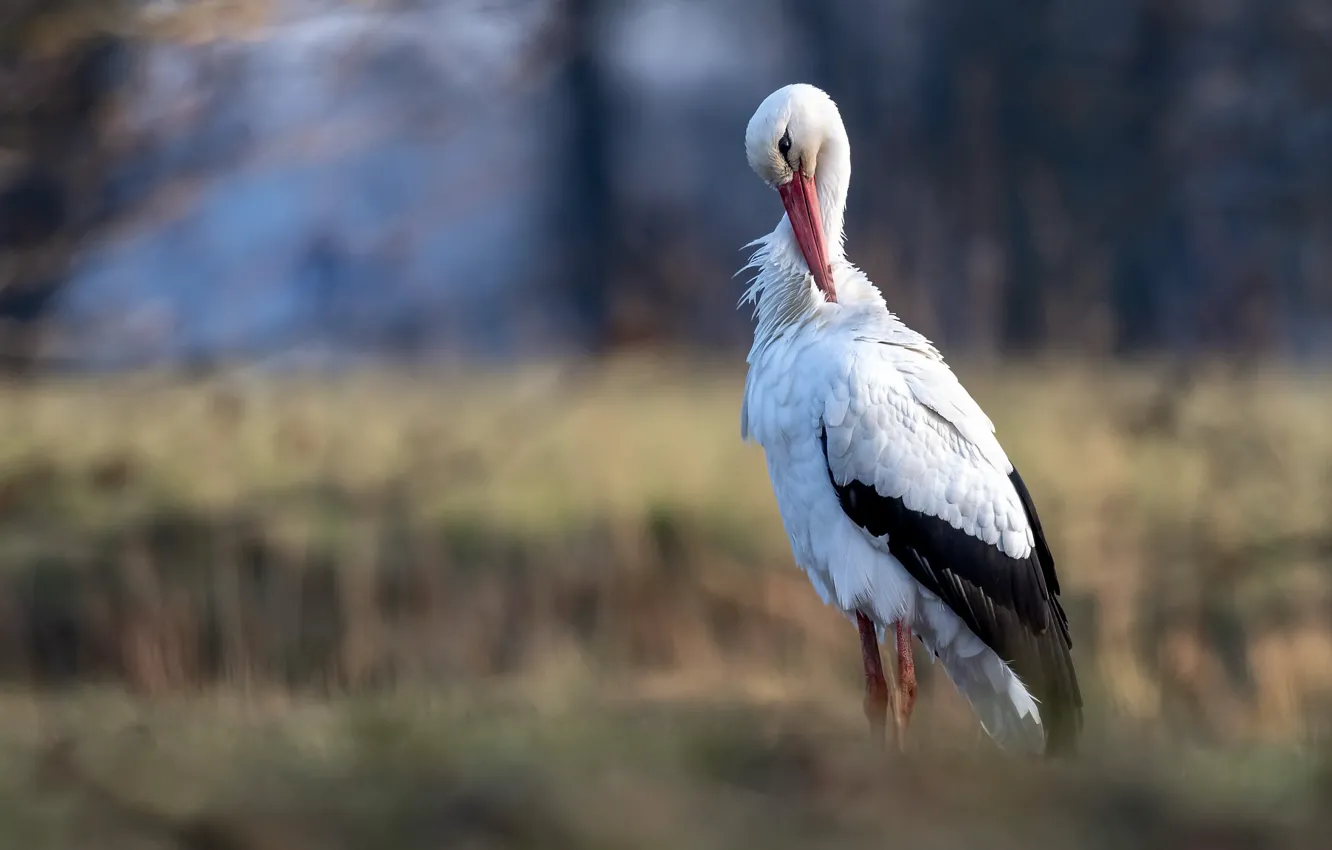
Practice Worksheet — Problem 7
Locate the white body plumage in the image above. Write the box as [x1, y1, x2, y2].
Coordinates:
[739, 84, 1079, 755]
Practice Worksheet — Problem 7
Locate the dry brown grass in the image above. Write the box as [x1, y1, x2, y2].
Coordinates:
[0, 357, 1329, 734]
[0, 355, 1330, 847]
[7, 686, 1331, 850]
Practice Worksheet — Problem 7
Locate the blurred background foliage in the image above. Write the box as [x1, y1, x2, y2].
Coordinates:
[3, 0, 1332, 364]
[2, 1, 1332, 848]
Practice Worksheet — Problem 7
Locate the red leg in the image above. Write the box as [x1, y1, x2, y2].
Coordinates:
[856, 613, 889, 748]
[893, 622, 918, 751]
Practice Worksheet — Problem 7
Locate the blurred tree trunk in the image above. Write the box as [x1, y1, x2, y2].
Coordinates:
[992, 0, 1051, 354]
[1109, 0, 1181, 355]
[0, 5, 130, 373]
[556, 0, 614, 354]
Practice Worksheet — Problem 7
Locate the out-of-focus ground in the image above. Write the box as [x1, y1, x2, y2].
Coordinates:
[2, 357, 1331, 848]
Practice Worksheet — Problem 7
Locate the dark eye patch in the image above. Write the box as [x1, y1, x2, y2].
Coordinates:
[778, 129, 792, 157]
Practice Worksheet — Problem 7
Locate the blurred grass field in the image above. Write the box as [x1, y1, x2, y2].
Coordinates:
[1, 355, 1331, 848]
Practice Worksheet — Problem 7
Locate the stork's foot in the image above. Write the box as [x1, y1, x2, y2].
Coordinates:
[856, 612, 889, 749]
[892, 621, 917, 752]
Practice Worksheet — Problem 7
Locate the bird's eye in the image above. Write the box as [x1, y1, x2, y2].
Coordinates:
[778, 129, 792, 158]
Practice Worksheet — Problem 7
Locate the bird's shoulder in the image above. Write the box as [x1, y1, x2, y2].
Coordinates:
[821, 323, 1011, 472]
[818, 328, 1033, 553]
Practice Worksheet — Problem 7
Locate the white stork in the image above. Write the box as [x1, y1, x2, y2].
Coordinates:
[739, 84, 1082, 756]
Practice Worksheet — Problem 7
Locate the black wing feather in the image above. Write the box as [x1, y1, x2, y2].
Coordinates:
[820, 427, 1083, 756]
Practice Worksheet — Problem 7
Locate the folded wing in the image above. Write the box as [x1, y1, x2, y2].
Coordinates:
[820, 344, 1082, 754]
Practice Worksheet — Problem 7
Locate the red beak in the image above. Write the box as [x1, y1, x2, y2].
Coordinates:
[778, 168, 835, 302]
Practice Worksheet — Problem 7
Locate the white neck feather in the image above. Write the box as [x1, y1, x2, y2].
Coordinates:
[738, 131, 853, 356]
[812, 131, 851, 253]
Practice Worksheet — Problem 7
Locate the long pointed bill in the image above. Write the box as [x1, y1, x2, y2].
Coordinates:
[778, 169, 835, 302]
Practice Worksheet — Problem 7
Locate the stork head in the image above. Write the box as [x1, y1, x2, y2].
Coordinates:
[745, 84, 846, 301]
